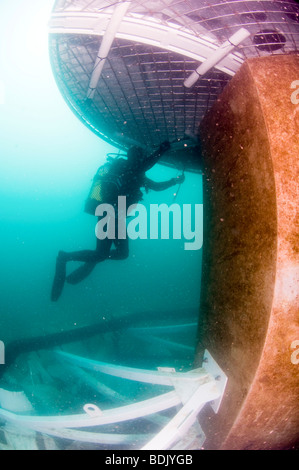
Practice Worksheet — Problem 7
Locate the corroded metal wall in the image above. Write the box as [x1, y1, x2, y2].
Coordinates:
[197, 55, 299, 450]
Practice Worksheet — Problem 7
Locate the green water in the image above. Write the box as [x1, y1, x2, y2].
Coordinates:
[0, 0, 203, 448]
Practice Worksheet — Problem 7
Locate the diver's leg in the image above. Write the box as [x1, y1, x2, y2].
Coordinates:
[66, 237, 113, 284]
[66, 262, 97, 285]
[108, 219, 129, 260]
[109, 238, 129, 260]
[61, 237, 111, 262]
[51, 239, 113, 299]
[51, 214, 114, 299]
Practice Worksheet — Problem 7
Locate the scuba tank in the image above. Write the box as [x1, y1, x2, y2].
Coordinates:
[84, 158, 124, 215]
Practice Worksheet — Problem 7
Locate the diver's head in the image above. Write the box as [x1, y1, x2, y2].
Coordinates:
[127, 146, 145, 167]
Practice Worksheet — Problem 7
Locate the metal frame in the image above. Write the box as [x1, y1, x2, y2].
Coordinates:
[48, 0, 299, 155]
[49, 11, 245, 77]
[0, 349, 227, 450]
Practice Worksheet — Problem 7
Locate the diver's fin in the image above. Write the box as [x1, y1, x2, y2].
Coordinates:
[66, 263, 96, 285]
[51, 252, 67, 302]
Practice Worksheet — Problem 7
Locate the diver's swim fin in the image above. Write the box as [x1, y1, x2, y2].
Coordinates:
[66, 263, 96, 285]
[51, 252, 67, 302]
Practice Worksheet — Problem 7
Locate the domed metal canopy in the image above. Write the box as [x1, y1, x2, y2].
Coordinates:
[49, 0, 299, 170]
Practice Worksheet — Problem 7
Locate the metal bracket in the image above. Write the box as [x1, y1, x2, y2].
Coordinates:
[203, 350, 228, 414]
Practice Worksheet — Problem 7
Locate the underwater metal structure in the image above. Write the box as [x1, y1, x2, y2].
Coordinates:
[0, 322, 227, 450]
[48, 0, 299, 171]
[47, 0, 299, 451]
[0, 0, 293, 451]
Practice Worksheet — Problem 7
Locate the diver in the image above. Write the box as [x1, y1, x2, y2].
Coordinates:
[51, 141, 185, 301]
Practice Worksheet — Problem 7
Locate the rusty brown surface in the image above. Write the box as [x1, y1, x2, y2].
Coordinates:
[197, 55, 299, 450]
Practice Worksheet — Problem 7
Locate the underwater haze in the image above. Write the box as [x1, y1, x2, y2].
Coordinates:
[0, 0, 202, 352]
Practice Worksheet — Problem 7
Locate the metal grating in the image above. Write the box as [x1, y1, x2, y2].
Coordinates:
[49, 0, 299, 167]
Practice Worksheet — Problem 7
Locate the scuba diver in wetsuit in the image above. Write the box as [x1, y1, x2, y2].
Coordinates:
[51, 141, 185, 301]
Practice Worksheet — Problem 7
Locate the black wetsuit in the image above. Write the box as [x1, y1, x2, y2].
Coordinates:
[51, 144, 176, 299]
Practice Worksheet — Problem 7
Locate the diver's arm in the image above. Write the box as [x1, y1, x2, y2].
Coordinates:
[141, 141, 171, 172]
[144, 174, 185, 192]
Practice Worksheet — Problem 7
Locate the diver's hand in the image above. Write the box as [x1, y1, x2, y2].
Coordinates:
[175, 174, 185, 184]
[159, 140, 171, 154]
